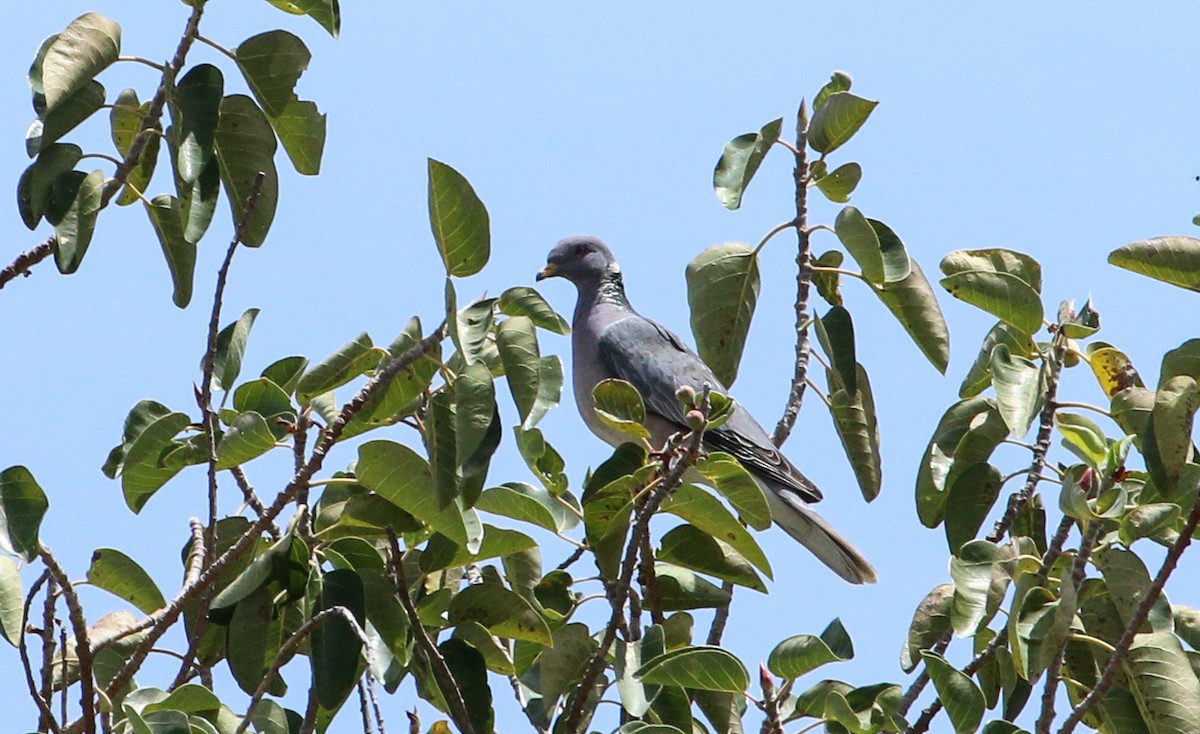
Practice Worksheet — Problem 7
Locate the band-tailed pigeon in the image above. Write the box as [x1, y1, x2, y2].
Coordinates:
[537, 235, 876, 584]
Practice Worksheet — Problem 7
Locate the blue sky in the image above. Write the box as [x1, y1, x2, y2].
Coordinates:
[3, 2, 1200, 731]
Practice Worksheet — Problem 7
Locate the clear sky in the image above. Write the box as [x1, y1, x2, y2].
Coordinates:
[3, 2, 1200, 732]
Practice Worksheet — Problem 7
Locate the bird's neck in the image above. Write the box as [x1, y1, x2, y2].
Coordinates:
[574, 269, 632, 328]
[594, 270, 630, 308]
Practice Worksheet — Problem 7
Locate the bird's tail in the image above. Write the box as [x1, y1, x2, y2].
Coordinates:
[763, 484, 878, 584]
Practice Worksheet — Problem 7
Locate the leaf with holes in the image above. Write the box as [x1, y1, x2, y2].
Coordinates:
[235, 31, 325, 174]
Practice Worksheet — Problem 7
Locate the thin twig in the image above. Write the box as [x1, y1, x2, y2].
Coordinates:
[19, 572, 59, 734]
[385, 528, 476, 734]
[40, 573, 58, 732]
[560, 408, 710, 734]
[358, 679, 375, 734]
[772, 99, 813, 448]
[556, 546, 587, 572]
[199, 171, 267, 565]
[366, 675, 389, 734]
[299, 687, 319, 734]
[0, 237, 55, 290]
[706, 581, 735, 646]
[1036, 520, 1103, 734]
[636, 523, 664, 627]
[1058, 488, 1200, 734]
[229, 466, 281, 538]
[235, 607, 370, 734]
[39, 548, 95, 733]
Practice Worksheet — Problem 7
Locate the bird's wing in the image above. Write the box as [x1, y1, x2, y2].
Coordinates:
[596, 315, 821, 504]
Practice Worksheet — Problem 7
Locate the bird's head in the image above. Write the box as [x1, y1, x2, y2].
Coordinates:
[537, 235, 619, 285]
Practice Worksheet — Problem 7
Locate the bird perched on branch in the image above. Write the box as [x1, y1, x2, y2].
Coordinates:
[537, 234, 876, 584]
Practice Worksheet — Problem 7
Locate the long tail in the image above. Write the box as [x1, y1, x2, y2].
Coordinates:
[763, 482, 878, 584]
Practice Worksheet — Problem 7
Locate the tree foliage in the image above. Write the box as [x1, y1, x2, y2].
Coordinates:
[3, 5, 1200, 734]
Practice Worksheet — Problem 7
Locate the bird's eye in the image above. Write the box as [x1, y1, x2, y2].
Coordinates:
[572, 244, 590, 258]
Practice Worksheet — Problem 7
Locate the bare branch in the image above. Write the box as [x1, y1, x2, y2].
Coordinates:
[385, 528, 475, 734]
[39, 548, 95, 733]
[0, 237, 55, 291]
[19, 572, 59, 734]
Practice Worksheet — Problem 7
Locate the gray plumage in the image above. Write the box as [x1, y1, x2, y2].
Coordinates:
[537, 235, 877, 584]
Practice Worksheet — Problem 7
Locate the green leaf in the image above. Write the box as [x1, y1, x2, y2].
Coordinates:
[498, 286, 570, 334]
[213, 95, 278, 247]
[296, 332, 383, 404]
[235, 31, 325, 175]
[420, 525, 536, 572]
[827, 364, 882, 502]
[1110, 236, 1200, 292]
[686, 242, 760, 386]
[1060, 298, 1101, 339]
[901, 583, 953, 673]
[616, 626, 665, 717]
[834, 206, 884, 283]
[439, 638, 494, 734]
[869, 218, 912, 283]
[121, 412, 191, 513]
[636, 646, 749, 693]
[808, 92, 877, 155]
[813, 161, 862, 203]
[0, 556, 23, 646]
[693, 453, 771, 530]
[0, 467, 49, 562]
[476, 482, 559, 532]
[144, 196, 196, 308]
[920, 651, 984, 734]
[1160, 338, 1200, 386]
[820, 307, 857, 396]
[215, 412, 276, 469]
[513, 427, 570, 498]
[1125, 631, 1200, 734]
[175, 64, 223, 185]
[1096, 548, 1173, 633]
[109, 89, 160, 207]
[38, 13, 120, 112]
[1153, 376, 1199, 491]
[813, 71, 853, 111]
[940, 270, 1043, 335]
[943, 463, 1003, 554]
[356, 440, 482, 552]
[538, 622, 597, 707]
[813, 249, 845, 306]
[654, 564, 732, 611]
[949, 540, 1000, 636]
[428, 159, 490, 277]
[660, 484, 771, 578]
[768, 618, 854, 680]
[990, 344, 1041, 437]
[178, 155, 220, 246]
[87, 548, 166, 615]
[941, 249, 1042, 292]
[498, 316, 540, 422]
[456, 362, 498, 471]
[27, 80, 106, 157]
[713, 118, 782, 210]
[872, 260, 950, 373]
[311, 569, 365, 709]
[16, 143, 81, 228]
[262, 356, 309, 397]
[448, 582, 551, 645]
[260, 0, 341, 37]
[209, 308, 260, 392]
[593, 378, 651, 439]
[45, 169, 103, 274]
[658, 524, 765, 592]
[960, 322, 1034, 398]
[1120, 503, 1181, 546]
[916, 398, 1007, 527]
[1056, 412, 1109, 470]
[448, 286, 497, 367]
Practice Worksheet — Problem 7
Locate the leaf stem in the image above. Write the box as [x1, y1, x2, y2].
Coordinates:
[1054, 401, 1111, 418]
[117, 55, 167, 71]
[195, 33, 238, 62]
[753, 219, 800, 256]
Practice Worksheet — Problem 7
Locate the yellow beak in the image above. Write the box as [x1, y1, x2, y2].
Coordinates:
[536, 263, 558, 281]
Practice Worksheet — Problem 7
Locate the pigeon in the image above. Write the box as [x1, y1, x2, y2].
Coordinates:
[537, 235, 877, 584]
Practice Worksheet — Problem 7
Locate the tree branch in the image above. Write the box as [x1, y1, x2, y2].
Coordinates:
[772, 100, 813, 448]
[234, 606, 370, 734]
[19, 572, 59, 734]
[560, 403, 710, 734]
[39, 548, 95, 733]
[0, 237, 55, 291]
[385, 528, 475, 734]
